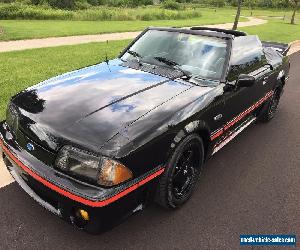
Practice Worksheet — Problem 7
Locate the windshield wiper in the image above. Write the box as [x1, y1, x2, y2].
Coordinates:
[127, 50, 143, 65]
[154, 56, 191, 80]
[154, 56, 178, 67]
[191, 76, 219, 87]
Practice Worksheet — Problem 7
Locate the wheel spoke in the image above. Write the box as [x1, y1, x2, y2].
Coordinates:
[172, 144, 199, 199]
[269, 92, 280, 117]
[182, 150, 193, 166]
[181, 177, 191, 194]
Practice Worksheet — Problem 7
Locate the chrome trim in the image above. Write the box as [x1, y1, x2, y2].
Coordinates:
[212, 117, 256, 154]
[8, 166, 62, 217]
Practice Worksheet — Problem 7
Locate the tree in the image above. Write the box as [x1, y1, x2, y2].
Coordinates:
[243, 0, 258, 9]
[210, 0, 225, 7]
[290, 0, 299, 24]
[232, 0, 242, 30]
[48, 0, 75, 9]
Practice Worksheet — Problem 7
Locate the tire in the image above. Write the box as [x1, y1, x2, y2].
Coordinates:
[155, 134, 205, 209]
[258, 87, 282, 123]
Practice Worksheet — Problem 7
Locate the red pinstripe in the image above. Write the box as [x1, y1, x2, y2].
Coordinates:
[210, 90, 274, 141]
[0, 140, 165, 207]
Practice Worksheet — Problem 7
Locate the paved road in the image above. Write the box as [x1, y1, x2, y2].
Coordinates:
[0, 17, 267, 52]
[0, 52, 299, 249]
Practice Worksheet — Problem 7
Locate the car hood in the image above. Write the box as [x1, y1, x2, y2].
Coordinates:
[13, 59, 214, 153]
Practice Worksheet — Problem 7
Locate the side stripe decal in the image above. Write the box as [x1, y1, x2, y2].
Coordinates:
[210, 129, 223, 141]
[210, 90, 274, 141]
[212, 117, 256, 154]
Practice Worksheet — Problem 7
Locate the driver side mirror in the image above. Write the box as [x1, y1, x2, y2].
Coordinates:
[236, 74, 255, 88]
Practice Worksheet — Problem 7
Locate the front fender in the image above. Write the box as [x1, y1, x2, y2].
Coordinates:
[165, 119, 212, 163]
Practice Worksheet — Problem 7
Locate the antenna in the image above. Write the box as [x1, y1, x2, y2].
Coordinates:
[105, 40, 111, 72]
[105, 40, 109, 64]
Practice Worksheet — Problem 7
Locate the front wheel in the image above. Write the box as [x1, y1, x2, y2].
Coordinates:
[155, 134, 204, 209]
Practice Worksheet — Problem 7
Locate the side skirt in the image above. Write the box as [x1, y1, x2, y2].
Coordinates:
[212, 116, 256, 155]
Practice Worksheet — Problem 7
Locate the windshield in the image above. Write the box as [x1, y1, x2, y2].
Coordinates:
[121, 30, 228, 80]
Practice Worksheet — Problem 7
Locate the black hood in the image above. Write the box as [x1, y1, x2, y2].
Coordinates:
[12, 59, 213, 155]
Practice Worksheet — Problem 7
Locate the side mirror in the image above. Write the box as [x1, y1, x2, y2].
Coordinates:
[236, 74, 255, 88]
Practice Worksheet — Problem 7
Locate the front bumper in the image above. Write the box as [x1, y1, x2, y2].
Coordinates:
[0, 121, 164, 233]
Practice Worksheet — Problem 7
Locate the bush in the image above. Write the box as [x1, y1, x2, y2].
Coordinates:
[162, 0, 181, 10]
[87, 0, 102, 5]
[0, 3, 74, 19]
[107, 0, 153, 7]
[48, 0, 75, 10]
[0, 3, 201, 21]
[210, 0, 225, 7]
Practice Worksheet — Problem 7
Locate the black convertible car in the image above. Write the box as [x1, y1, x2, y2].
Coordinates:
[0, 27, 290, 233]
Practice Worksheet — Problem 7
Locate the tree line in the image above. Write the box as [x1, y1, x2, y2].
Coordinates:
[0, 0, 298, 26]
[0, 0, 297, 9]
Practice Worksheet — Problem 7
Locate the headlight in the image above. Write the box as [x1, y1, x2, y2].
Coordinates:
[55, 146, 133, 186]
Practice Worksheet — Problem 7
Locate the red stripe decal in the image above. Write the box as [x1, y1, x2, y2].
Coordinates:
[210, 129, 224, 141]
[211, 91, 274, 141]
[0, 140, 164, 207]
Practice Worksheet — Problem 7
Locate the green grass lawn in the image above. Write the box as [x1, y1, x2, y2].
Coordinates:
[241, 18, 300, 43]
[0, 39, 129, 120]
[242, 8, 293, 18]
[239, 8, 299, 43]
[0, 8, 247, 41]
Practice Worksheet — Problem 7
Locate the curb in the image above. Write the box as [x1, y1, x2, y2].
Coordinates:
[288, 40, 300, 55]
[0, 155, 14, 188]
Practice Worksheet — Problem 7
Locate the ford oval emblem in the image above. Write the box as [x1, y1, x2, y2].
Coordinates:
[26, 143, 35, 151]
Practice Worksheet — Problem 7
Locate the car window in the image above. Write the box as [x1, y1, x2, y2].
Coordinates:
[228, 35, 267, 81]
[122, 30, 228, 81]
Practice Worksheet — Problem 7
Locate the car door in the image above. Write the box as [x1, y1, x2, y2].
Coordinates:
[221, 36, 272, 133]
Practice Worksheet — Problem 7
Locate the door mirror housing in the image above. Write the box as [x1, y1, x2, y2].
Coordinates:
[236, 74, 255, 88]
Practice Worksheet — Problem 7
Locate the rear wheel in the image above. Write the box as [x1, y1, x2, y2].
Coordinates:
[258, 88, 282, 122]
[155, 134, 204, 209]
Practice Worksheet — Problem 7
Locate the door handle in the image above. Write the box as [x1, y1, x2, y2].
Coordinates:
[214, 114, 223, 121]
[263, 77, 268, 85]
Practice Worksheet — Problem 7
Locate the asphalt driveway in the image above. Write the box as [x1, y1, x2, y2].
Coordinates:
[0, 52, 299, 249]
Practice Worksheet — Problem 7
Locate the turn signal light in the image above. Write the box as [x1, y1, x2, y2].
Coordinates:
[98, 159, 133, 186]
[78, 209, 89, 221]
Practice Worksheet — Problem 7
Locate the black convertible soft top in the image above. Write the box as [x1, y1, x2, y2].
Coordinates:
[262, 41, 290, 68]
[146, 27, 233, 39]
[190, 27, 247, 37]
[264, 47, 283, 68]
[262, 41, 290, 56]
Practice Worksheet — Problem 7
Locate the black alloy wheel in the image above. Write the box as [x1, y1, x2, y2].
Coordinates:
[155, 134, 204, 209]
[267, 89, 281, 119]
[258, 87, 283, 123]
